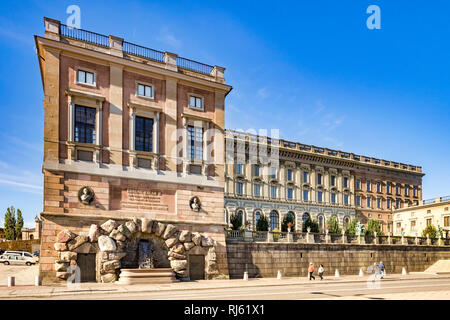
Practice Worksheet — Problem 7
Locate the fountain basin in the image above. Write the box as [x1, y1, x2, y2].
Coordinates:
[116, 268, 177, 285]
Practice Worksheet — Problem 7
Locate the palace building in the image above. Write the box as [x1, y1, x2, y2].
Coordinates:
[35, 18, 425, 283]
[35, 18, 231, 283]
[224, 130, 424, 234]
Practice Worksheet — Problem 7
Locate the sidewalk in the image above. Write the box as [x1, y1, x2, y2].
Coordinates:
[0, 273, 447, 299]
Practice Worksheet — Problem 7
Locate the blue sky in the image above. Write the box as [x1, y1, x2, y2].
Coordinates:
[0, 0, 449, 227]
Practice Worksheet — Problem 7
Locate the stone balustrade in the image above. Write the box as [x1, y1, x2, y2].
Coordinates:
[225, 230, 450, 246]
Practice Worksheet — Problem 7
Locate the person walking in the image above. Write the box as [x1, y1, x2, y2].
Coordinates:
[308, 262, 315, 280]
[318, 264, 324, 280]
[378, 261, 385, 279]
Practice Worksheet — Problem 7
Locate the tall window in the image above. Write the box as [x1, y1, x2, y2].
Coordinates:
[271, 185, 277, 198]
[396, 199, 400, 209]
[444, 216, 449, 227]
[236, 163, 243, 175]
[287, 169, 293, 181]
[74, 105, 96, 144]
[344, 194, 349, 205]
[77, 70, 94, 85]
[237, 210, 244, 225]
[187, 125, 203, 160]
[253, 164, 260, 177]
[189, 95, 203, 109]
[366, 180, 371, 191]
[356, 195, 361, 206]
[396, 185, 400, 195]
[426, 218, 432, 226]
[317, 191, 323, 203]
[236, 182, 243, 195]
[387, 198, 391, 209]
[317, 173, 322, 185]
[270, 167, 277, 179]
[303, 190, 308, 201]
[254, 211, 261, 228]
[303, 171, 308, 183]
[404, 185, 409, 196]
[387, 182, 391, 193]
[343, 177, 348, 188]
[367, 197, 371, 208]
[270, 211, 279, 231]
[356, 179, 361, 190]
[137, 83, 153, 98]
[377, 198, 381, 209]
[331, 193, 336, 204]
[330, 175, 335, 186]
[413, 186, 417, 197]
[135, 116, 153, 152]
[377, 182, 381, 193]
[254, 184, 261, 197]
[287, 188, 293, 200]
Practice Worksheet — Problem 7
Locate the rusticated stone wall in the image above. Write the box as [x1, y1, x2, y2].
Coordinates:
[226, 242, 450, 279]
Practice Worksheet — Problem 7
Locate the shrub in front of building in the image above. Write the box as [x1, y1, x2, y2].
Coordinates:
[256, 215, 269, 232]
[422, 225, 437, 238]
[302, 218, 319, 233]
[326, 216, 341, 234]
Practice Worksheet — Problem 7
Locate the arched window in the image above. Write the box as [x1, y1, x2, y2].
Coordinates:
[285, 211, 295, 231]
[343, 216, 350, 229]
[254, 210, 262, 229]
[302, 212, 310, 222]
[237, 209, 244, 225]
[270, 210, 279, 231]
[29, 234, 34, 240]
[318, 215, 325, 232]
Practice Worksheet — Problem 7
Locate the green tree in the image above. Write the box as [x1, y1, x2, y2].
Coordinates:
[302, 218, 319, 233]
[326, 216, 341, 234]
[256, 215, 269, 231]
[230, 213, 243, 231]
[365, 219, 383, 236]
[4, 206, 17, 240]
[281, 214, 295, 232]
[15, 209, 24, 240]
[345, 218, 359, 235]
[422, 225, 437, 238]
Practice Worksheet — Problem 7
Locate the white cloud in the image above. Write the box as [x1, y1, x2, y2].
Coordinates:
[157, 26, 182, 48]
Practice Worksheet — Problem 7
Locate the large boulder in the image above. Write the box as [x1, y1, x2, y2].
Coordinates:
[132, 218, 141, 232]
[101, 219, 119, 234]
[179, 230, 192, 243]
[60, 251, 77, 262]
[88, 224, 100, 242]
[101, 273, 117, 283]
[141, 219, 153, 233]
[168, 251, 186, 260]
[108, 252, 127, 260]
[183, 242, 195, 251]
[201, 236, 215, 247]
[110, 229, 127, 242]
[171, 243, 185, 255]
[170, 259, 187, 272]
[103, 260, 121, 272]
[153, 222, 166, 237]
[54, 261, 69, 272]
[125, 221, 137, 234]
[162, 224, 178, 240]
[116, 240, 126, 250]
[117, 224, 132, 238]
[54, 243, 68, 251]
[192, 232, 202, 246]
[165, 236, 179, 248]
[56, 230, 76, 243]
[98, 235, 117, 252]
[67, 235, 88, 251]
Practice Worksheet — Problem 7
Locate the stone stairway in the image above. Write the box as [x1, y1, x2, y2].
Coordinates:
[116, 268, 177, 285]
[424, 260, 450, 275]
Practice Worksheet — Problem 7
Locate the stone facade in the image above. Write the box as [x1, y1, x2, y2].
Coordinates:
[224, 130, 424, 233]
[226, 242, 450, 278]
[36, 18, 231, 283]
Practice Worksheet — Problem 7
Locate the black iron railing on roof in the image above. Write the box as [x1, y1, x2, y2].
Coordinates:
[61, 24, 109, 47]
[176, 56, 214, 75]
[123, 41, 165, 63]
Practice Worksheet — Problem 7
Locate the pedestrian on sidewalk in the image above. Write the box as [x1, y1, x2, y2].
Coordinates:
[378, 261, 385, 279]
[318, 264, 324, 280]
[308, 262, 315, 280]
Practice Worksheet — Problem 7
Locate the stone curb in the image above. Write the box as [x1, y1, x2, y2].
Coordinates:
[0, 275, 449, 299]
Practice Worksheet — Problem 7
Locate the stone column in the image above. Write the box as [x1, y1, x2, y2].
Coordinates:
[214, 90, 225, 182]
[108, 63, 123, 165]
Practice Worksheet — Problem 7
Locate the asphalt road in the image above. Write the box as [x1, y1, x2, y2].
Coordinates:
[39, 278, 450, 300]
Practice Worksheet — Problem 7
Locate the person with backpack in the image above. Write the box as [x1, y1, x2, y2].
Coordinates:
[308, 262, 315, 280]
[318, 264, 324, 280]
